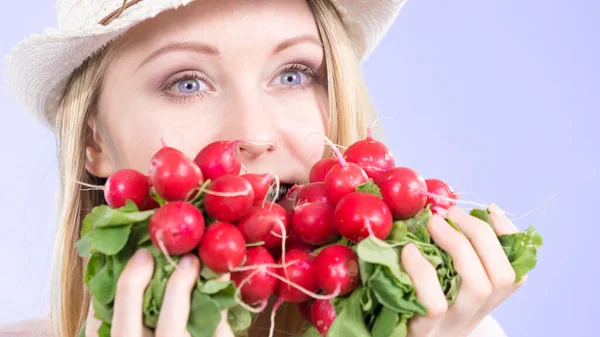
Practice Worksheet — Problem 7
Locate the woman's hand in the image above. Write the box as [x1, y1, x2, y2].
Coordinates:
[403, 204, 526, 337]
[84, 249, 234, 337]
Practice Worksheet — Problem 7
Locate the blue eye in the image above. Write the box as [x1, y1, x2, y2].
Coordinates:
[169, 77, 209, 94]
[274, 71, 308, 86]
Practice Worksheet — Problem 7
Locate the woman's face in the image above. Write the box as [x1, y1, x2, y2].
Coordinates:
[87, 0, 328, 186]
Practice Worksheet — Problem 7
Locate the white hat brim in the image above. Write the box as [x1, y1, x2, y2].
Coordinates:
[5, 0, 407, 131]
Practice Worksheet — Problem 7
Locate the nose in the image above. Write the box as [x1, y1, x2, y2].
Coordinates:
[238, 140, 276, 160]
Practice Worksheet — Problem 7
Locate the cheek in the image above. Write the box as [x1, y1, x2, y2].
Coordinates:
[99, 95, 211, 172]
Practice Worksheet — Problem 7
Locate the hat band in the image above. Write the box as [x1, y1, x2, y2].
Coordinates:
[99, 0, 143, 26]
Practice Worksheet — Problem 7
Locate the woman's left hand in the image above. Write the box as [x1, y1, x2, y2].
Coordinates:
[402, 204, 527, 337]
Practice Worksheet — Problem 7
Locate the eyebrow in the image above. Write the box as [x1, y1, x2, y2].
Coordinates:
[138, 34, 322, 70]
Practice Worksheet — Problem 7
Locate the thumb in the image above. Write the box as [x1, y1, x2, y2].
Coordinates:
[214, 273, 235, 337]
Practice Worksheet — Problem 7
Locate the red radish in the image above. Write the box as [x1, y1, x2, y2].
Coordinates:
[295, 182, 328, 205]
[237, 202, 289, 246]
[311, 299, 337, 336]
[275, 249, 318, 303]
[425, 178, 459, 215]
[343, 127, 395, 181]
[104, 169, 150, 209]
[194, 140, 242, 180]
[334, 192, 393, 243]
[322, 140, 369, 205]
[269, 230, 315, 261]
[241, 173, 275, 204]
[292, 202, 338, 245]
[309, 158, 338, 183]
[313, 244, 360, 296]
[198, 221, 247, 273]
[261, 209, 292, 250]
[297, 301, 313, 323]
[149, 201, 205, 255]
[140, 197, 160, 211]
[149, 146, 203, 201]
[376, 167, 427, 220]
[231, 247, 277, 304]
[204, 175, 254, 222]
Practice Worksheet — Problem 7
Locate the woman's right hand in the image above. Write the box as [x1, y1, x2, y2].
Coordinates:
[85, 249, 234, 337]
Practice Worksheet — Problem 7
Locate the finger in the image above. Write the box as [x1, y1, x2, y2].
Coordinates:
[84, 301, 102, 337]
[402, 243, 447, 337]
[427, 215, 492, 317]
[447, 207, 516, 291]
[111, 248, 155, 337]
[155, 254, 201, 337]
[488, 203, 519, 236]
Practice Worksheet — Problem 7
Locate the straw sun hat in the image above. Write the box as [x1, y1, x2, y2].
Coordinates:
[5, 0, 408, 131]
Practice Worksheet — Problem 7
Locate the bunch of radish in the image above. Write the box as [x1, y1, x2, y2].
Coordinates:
[76, 131, 543, 337]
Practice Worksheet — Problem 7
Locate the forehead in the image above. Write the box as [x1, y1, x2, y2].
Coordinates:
[120, 0, 320, 55]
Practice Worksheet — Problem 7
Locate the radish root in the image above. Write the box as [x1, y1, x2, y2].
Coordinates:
[508, 192, 556, 222]
[73, 180, 104, 190]
[264, 270, 341, 300]
[155, 230, 179, 269]
[230, 259, 300, 273]
[269, 297, 284, 337]
[233, 268, 269, 314]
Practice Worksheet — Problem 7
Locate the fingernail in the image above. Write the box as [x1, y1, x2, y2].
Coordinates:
[405, 243, 419, 256]
[180, 255, 194, 267]
[489, 204, 504, 217]
[432, 214, 447, 228]
[133, 249, 150, 265]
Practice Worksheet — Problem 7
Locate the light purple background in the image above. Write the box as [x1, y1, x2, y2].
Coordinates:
[1, 0, 597, 336]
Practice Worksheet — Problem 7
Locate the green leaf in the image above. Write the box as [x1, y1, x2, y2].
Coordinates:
[444, 218, 463, 234]
[92, 297, 114, 324]
[82, 204, 154, 229]
[356, 180, 382, 198]
[206, 281, 237, 310]
[390, 313, 411, 337]
[398, 208, 432, 235]
[143, 252, 181, 328]
[369, 268, 426, 315]
[328, 288, 371, 337]
[200, 280, 234, 294]
[84, 254, 106, 283]
[97, 322, 111, 337]
[227, 305, 252, 332]
[187, 290, 222, 337]
[130, 222, 150, 246]
[357, 237, 413, 286]
[371, 307, 399, 337]
[150, 188, 167, 207]
[200, 265, 222, 279]
[388, 221, 408, 242]
[77, 321, 87, 337]
[300, 325, 323, 337]
[359, 257, 374, 285]
[499, 225, 543, 283]
[87, 259, 115, 305]
[76, 225, 132, 256]
[469, 209, 494, 230]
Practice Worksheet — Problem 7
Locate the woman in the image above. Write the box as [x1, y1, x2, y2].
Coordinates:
[2, 0, 526, 336]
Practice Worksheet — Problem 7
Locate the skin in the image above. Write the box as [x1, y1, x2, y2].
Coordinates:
[82, 0, 527, 336]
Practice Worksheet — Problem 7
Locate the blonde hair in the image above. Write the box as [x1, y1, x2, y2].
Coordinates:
[50, 0, 376, 336]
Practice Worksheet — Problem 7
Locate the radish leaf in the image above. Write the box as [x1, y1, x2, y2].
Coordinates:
[328, 287, 370, 337]
[82, 204, 154, 229]
[499, 225, 543, 283]
[371, 306, 398, 337]
[187, 291, 222, 337]
[227, 305, 252, 332]
[356, 180, 382, 198]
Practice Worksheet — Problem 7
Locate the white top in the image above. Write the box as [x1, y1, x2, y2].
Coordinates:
[0, 315, 507, 337]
